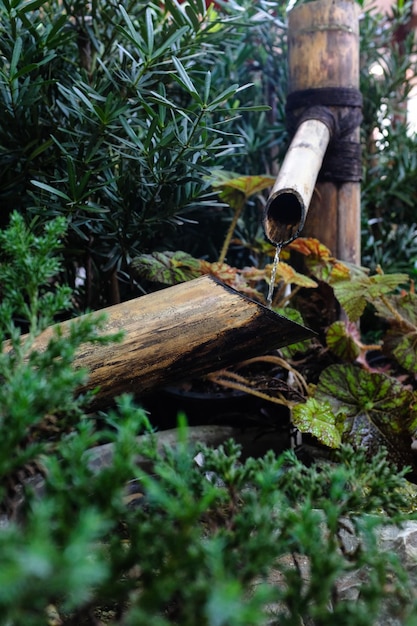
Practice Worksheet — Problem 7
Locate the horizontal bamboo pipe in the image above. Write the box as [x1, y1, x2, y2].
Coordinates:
[264, 117, 331, 246]
[10, 276, 314, 408]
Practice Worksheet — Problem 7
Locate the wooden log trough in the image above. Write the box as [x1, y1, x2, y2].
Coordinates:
[13, 275, 314, 409]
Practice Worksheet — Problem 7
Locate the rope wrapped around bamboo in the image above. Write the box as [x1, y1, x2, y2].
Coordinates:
[285, 87, 363, 183]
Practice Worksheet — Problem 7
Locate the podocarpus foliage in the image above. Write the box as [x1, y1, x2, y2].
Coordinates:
[1, 214, 417, 626]
[0, 0, 275, 308]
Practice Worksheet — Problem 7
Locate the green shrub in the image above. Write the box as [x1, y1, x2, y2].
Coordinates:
[0, 0, 275, 308]
[1, 211, 417, 626]
[3, 415, 417, 624]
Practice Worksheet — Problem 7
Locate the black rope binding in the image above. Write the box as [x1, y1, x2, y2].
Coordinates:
[285, 87, 363, 183]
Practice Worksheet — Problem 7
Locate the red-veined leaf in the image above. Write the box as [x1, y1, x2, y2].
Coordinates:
[315, 364, 417, 476]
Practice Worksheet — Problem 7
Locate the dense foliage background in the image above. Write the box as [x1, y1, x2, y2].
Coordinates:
[1, 0, 417, 623]
[0, 0, 286, 310]
[2, 0, 415, 315]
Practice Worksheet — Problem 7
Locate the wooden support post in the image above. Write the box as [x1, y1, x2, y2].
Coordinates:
[287, 0, 361, 264]
[9, 276, 314, 408]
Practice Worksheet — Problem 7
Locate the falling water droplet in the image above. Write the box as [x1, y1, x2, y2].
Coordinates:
[267, 244, 282, 308]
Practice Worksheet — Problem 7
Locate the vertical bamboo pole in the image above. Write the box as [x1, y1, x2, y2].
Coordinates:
[287, 0, 361, 264]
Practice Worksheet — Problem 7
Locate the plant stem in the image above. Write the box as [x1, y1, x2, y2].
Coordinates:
[379, 293, 407, 323]
[218, 200, 244, 265]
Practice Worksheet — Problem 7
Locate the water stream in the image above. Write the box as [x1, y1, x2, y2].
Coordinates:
[266, 244, 282, 308]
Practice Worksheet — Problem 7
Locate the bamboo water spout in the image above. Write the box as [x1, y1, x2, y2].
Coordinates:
[263, 116, 333, 246]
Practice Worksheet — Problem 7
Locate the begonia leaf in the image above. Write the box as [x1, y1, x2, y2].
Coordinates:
[288, 237, 332, 260]
[200, 260, 239, 284]
[326, 321, 361, 361]
[271, 261, 318, 288]
[292, 398, 343, 449]
[287, 237, 350, 282]
[332, 272, 409, 322]
[275, 307, 313, 357]
[132, 251, 263, 299]
[208, 170, 276, 209]
[314, 364, 417, 476]
[209, 170, 276, 197]
[132, 250, 203, 285]
[241, 262, 317, 290]
[373, 292, 417, 375]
